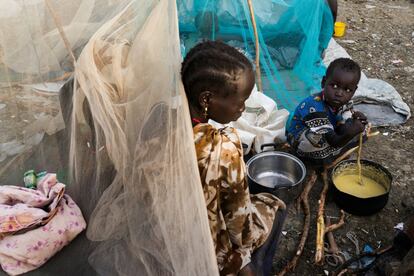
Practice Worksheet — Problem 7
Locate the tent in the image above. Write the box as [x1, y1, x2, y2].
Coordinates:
[0, 0, 340, 275]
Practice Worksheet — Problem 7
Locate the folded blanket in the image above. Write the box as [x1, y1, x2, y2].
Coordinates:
[0, 174, 86, 275]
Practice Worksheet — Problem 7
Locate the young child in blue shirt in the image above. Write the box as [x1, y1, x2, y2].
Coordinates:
[286, 58, 367, 166]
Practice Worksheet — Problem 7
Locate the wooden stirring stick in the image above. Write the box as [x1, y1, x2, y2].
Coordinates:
[357, 132, 364, 185]
[350, 108, 365, 185]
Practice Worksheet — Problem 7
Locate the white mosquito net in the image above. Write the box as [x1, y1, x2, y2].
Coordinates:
[0, 0, 217, 275]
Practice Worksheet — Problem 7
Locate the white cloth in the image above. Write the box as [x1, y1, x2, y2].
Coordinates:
[210, 87, 289, 154]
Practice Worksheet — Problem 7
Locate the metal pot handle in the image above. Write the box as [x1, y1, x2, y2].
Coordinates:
[260, 143, 278, 152]
[272, 183, 294, 189]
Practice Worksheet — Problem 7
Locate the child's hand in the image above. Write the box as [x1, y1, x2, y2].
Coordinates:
[348, 118, 366, 136]
[352, 111, 368, 125]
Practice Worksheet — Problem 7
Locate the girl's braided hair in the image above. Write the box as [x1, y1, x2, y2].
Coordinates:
[181, 40, 253, 108]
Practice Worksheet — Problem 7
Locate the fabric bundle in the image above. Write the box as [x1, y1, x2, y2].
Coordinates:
[0, 174, 86, 275]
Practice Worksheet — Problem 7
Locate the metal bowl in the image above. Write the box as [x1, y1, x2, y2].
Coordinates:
[246, 151, 306, 203]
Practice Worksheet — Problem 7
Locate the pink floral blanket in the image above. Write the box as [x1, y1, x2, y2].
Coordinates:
[0, 174, 86, 275]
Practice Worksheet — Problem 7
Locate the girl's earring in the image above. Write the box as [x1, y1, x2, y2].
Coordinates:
[203, 104, 209, 119]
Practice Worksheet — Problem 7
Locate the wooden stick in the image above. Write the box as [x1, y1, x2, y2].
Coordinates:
[325, 217, 339, 255]
[325, 146, 359, 170]
[326, 126, 378, 172]
[367, 131, 380, 137]
[296, 170, 317, 212]
[366, 123, 379, 138]
[48, 71, 73, 82]
[315, 169, 329, 265]
[247, 0, 263, 92]
[44, 0, 76, 64]
[337, 269, 348, 276]
[325, 210, 345, 233]
[357, 133, 364, 185]
[277, 171, 317, 276]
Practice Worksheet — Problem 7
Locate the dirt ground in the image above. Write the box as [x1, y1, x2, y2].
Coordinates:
[273, 0, 414, 275]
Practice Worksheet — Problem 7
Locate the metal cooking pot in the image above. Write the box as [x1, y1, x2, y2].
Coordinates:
[331, 159, 392, 216]
[246, 144, 306, 204]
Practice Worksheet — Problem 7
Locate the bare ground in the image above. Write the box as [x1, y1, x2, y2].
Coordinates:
[273, 0, 414, 275]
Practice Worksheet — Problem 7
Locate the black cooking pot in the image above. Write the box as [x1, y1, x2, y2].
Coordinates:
[331, 159, 392, 216]
[246, 143, 306, 204]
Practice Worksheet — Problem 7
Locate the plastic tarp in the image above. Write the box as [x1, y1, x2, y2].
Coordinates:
[323, 39, 411, 126]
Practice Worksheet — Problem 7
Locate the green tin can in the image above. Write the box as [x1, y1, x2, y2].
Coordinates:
[24, 170, 37, 189]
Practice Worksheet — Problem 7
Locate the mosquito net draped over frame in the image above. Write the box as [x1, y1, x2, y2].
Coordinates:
[0, 0, 333, 275]
[0, 0, 217, 275]
[178, 0, 333, 111]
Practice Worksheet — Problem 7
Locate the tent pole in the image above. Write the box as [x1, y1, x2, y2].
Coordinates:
[44, 0, 76, 65]
[247, 0, 262, 92]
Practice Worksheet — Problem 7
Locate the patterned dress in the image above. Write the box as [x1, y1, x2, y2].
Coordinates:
[286, 92, 356, 165]
[193, 123, 285, 275]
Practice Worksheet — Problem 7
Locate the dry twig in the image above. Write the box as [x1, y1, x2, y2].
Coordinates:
[277, 171, 317, 276]
[315, 169, 329, 265]
[337, 268, 348, 276]
[325, 210, 345, 233]
[295, 170, 317, 212]
[325, 146, 358, 170]
[44, 0, 76, 64]
[325, 217, 339, 255]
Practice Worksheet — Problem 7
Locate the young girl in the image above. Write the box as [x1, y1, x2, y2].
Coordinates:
[181, 41, 286, 276]
[286, 58, 367, 166]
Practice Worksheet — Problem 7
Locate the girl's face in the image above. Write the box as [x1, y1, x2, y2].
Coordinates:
[206, 69, 255, 124]
[322, 68, 359, 109]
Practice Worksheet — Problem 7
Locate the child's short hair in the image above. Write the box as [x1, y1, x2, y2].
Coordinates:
[325, 58, 361, 81]
[181, 40, 252, 107]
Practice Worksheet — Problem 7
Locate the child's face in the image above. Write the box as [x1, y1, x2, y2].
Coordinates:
[323, 68, 359, 109]
[208, 69, 255, 124]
